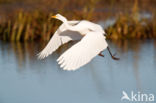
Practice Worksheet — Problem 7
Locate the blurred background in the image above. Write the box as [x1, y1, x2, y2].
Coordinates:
[0, 0, 156, 103]
[0, 0, 156, 40]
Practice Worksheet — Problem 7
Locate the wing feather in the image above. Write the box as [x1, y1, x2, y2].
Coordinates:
[38, 21, 82, 59]
[57, 31, 108, 71]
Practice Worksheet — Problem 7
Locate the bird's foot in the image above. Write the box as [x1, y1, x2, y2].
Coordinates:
[98, 52, 104, 57]
[111, 53, 120, 60]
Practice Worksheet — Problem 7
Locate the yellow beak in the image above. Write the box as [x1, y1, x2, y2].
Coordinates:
[51, 15, 57, 18]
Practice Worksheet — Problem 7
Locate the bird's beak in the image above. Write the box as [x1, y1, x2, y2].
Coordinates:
[51, 15, 57, 18]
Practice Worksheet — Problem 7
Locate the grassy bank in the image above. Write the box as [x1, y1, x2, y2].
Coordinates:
[106, 12, 156, 39]
[0, 0, 156, 41]
[0, 11, 94, 41]
[106, 0, 156, 39]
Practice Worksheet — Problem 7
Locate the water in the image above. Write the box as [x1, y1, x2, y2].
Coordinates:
[0, 40, 156, 103]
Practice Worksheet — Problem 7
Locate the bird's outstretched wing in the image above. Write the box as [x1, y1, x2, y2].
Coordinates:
[57, 31, 108, 71]
[38, 21, 82, 59]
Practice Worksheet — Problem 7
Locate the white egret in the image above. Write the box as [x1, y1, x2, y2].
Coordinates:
[38, 14, 119, 71]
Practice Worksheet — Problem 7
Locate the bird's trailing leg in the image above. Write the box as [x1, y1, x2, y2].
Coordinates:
[107, 47, 120, 60]
[98, 51, 104, 57]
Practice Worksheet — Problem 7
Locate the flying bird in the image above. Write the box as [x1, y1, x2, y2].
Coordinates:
[38, 14, 119, 71]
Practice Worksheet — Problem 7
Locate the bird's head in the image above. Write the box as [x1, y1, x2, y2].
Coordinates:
[51, 14, 67, 22]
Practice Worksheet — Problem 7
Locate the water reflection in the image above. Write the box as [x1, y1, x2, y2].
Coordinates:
[0, 40, 152, 68]
[110, 39, 142, 90]
[0, 40, 156, 103]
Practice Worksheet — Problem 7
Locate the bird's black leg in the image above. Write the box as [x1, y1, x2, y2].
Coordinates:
[98, 51, 104, 57]
[107, 47, 120, 60]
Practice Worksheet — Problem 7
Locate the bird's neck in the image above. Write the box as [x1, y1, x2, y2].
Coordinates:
[61, 18, 78, 31]
[60, 17, 67, 23]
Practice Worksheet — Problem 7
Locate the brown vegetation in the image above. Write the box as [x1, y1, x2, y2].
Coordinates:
[0, 0, 155, 41]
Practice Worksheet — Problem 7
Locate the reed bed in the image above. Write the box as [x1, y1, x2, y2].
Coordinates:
[0, 11, 62, 41]
[0, 0, 156, 41]
[106, 13, 156, 39]
[106, 0, 156, 39]
[0, 11, 94, 41]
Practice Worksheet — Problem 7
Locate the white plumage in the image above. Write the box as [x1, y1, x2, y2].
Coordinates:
[38, 21, 82, 59]
[38, 14, 108, 71]
[57, 31, 107, 70]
